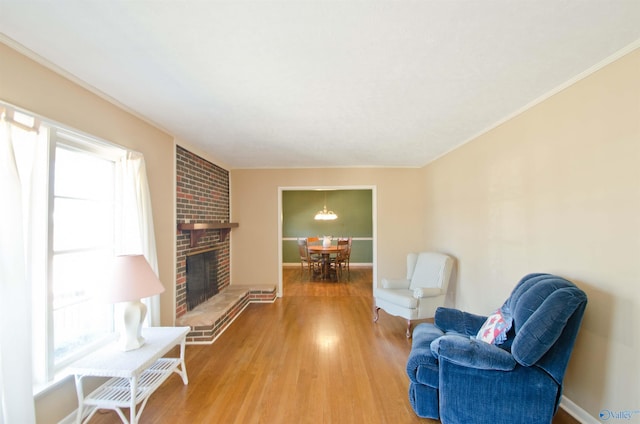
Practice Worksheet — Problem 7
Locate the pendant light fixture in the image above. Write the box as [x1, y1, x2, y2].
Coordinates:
[314, 192, 338, 221]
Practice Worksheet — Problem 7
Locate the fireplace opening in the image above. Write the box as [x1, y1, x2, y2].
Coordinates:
[186, 250, 219, 310]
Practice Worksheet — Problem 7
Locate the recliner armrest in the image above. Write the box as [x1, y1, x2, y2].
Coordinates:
[381, 278, 410, 289]
[431, 335, 516, 371]
[406, 324, 444, 382]
[434, 307, 487, 336]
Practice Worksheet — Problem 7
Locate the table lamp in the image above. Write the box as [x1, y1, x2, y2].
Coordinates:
[106, 254, 165, 351]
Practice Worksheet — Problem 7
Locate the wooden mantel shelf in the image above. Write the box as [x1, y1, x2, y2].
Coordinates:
[178, 222, 239, 247]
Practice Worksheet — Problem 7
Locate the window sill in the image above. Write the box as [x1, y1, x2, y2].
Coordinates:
[33, 333, 117, 398]
[33, 372, 74, 398]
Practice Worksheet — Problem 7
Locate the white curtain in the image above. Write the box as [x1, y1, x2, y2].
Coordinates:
[0, 117, 36, 423]
[116, 152, 161, 326]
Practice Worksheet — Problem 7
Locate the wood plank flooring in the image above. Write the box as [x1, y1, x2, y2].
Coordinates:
[87, 266, 578, 424]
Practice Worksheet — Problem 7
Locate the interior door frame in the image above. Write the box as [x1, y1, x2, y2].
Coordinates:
[277, 185, 377, 297]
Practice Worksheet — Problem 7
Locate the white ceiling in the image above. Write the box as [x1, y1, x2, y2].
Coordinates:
[1, 1, 639, 169]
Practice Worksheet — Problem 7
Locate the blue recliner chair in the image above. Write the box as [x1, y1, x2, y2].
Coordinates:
[406, 273, 587, 424]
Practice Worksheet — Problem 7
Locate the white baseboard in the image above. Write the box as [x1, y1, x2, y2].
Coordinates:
[59, 410, 83, 424]
[560, 396, 599, 424]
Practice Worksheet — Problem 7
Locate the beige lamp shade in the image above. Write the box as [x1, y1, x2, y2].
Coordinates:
[106, 254, 165, 350]
[106, 254, 165, 303]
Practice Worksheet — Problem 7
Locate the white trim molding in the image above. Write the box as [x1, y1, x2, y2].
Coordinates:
[560, 396, 599, 424]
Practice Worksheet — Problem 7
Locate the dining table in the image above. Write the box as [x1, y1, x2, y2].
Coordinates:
[307, 244, 346, 281]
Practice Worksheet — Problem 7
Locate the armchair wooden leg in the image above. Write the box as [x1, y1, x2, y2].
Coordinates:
[373, 306, 380, 323]
[406, 320, 412, 338]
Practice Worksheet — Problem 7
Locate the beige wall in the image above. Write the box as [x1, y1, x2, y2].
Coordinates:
[423, 48, 640, 418]
[1, 43, 177, 423]
[230, 168, 427, 291]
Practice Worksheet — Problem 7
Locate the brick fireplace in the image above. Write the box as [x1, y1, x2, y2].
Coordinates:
[175, 146, 277, 344]
[176, 145, 230, 319]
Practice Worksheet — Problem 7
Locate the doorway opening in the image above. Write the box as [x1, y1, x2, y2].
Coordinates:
[277, 185, 377, 297]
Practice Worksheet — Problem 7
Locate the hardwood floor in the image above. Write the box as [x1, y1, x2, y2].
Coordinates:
[87, 266, 578, 424]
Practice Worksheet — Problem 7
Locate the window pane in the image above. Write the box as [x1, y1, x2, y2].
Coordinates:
[52, 250, 113, 366]
[54, 147, 114, 200]
[51, 143, 117, 368]
[53, 198, 114, 251]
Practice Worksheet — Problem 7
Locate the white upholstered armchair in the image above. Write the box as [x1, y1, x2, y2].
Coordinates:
[374, 252, 453, 337]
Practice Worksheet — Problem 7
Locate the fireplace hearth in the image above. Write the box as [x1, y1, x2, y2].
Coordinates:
[186, 250, 219, 310]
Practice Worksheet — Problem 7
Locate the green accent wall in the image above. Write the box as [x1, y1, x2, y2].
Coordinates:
[282, 190, 373, 263]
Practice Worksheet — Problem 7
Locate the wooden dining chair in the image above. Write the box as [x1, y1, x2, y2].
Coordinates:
[297, 238, 319, 278]
[306, 236, 322, 261]
[333, 238, 351, 280]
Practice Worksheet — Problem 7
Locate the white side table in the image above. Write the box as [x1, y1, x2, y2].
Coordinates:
[68, 326, 190, 424]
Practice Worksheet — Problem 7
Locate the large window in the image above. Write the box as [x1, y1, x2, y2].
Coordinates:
[49, 139, 118, 371]
[4, 106, 128, 389]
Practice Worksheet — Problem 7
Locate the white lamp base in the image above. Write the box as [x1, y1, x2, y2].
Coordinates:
[120, 299, 147, 351]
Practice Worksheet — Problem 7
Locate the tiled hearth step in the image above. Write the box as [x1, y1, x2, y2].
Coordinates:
[175, 285, 277, 344]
